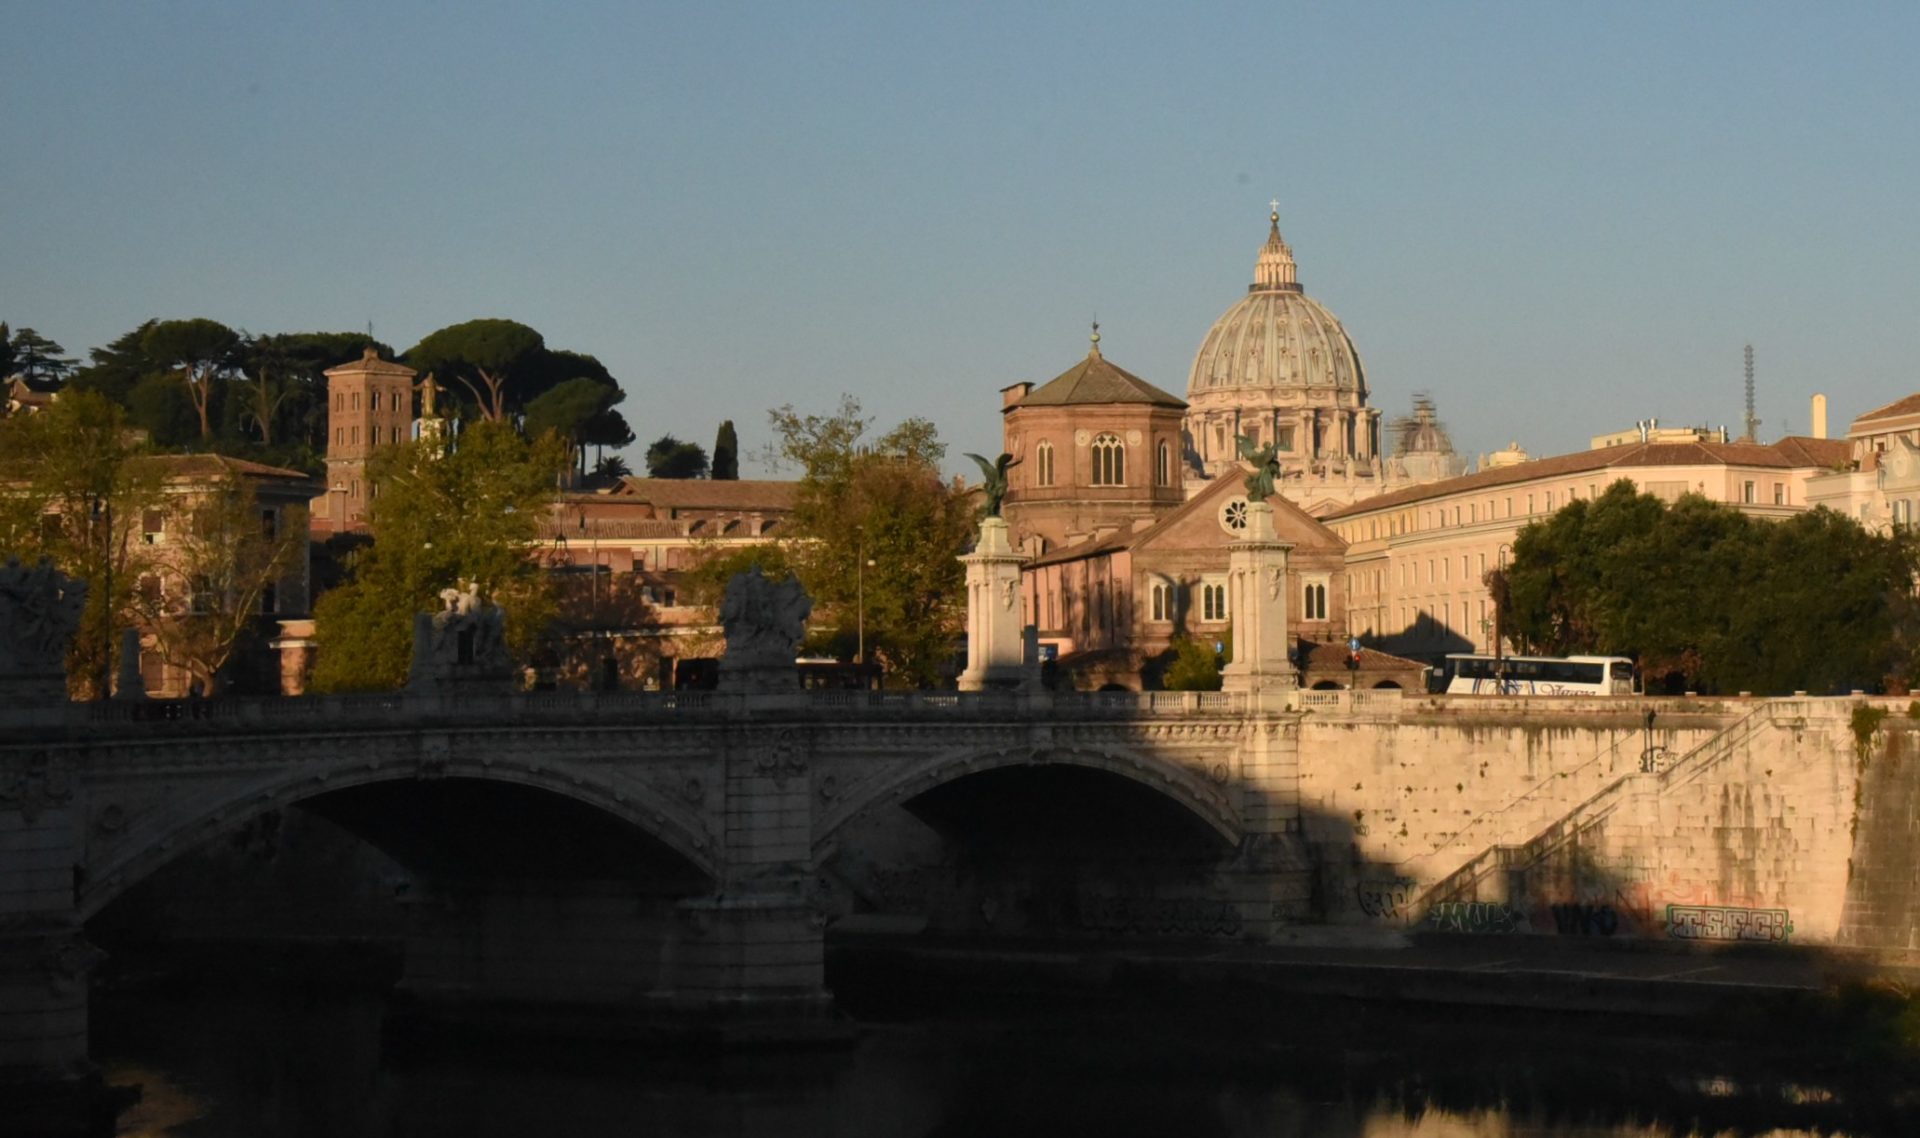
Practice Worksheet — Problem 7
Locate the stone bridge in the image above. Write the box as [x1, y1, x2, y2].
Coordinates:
[1, 685, 1302, 1091]
[8, 681, 1911, 1106]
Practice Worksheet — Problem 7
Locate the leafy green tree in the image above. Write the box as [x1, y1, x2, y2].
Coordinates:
[0, 322, 11, 376]
[69, 320, 161, 405]
[711, 420, 739, 480]
[128, 479, 306, 696]
[591, 454, 632, 481]
[404, 319, 546, 423]
[125, 371, 202, 447]
[310, 421, 569, 691]
[682, 542, 793, 610]
[524, 376, 623, 479]
[763, 396, 971, 687]
[7, 327, 76, 383]
[0, 391, 161, 697]
[1163, 635, 1225, 691]
[582, 405, 634, 460]
[143, 318, 241, 440]
[239, 331, 386, 453]
[1504, 480, 1919, 693]
[530, 348, 633, 463]
[646, 434, 709, 479]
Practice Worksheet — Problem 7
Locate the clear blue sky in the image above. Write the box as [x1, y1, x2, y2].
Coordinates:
[7, 2, 1919, 474]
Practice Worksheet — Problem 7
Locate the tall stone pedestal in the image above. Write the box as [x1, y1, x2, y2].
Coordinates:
[1220, 502, 1295, 708]
[0, 782, 102, 1133]
[958, 518, 1025, 692]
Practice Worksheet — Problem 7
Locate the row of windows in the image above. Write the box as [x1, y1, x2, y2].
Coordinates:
[334, 389, 410, 413]
[1341, 478, 1792, 543]
[1395, 553, 1494, 588]
[1142, 579, 1333, 624]
[1029, 436, 1175, 489]
[137, 573, 282, 615]
[334, 425, 407, 447]
[1147, 580, 1227, 623]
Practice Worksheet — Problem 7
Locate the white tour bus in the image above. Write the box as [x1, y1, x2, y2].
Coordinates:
[1441, 654, 1637, 696]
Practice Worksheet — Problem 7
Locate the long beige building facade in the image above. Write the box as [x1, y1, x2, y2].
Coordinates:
[1323, 436, 1849, 659]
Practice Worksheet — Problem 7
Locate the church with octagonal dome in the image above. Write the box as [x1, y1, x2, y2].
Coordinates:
[992, 204, 1460, 689]
[1000, 205, 1459, 560]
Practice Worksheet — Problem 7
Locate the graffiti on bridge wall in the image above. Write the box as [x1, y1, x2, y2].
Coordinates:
[1522, 861, 1794, 944]
[1549, 902, 1622, 937]
[1666, 904, 1792, 942]
[1355, 877, 1417, 923]
[1425, 901, 1527, 934]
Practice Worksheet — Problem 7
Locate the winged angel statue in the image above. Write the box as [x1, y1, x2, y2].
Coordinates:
[1235, 435, 1282, 500]
[965, 452, 1021, 518]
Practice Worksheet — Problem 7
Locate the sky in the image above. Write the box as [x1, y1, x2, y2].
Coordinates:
[6, 2, 1920, 476]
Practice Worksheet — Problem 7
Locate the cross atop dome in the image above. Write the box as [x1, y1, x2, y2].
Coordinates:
[1254, 201, 1298, 291]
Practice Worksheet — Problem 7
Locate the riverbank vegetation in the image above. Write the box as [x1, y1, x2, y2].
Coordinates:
[1499, 481, 1920, 694]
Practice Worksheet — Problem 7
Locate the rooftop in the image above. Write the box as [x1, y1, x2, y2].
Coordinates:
[1324, 436, 1849, 520]
[1011, 334, 1186, 411]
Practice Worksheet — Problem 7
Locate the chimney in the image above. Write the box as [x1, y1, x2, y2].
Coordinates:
[1811, 393, 1828, 440]
[1000, 382, 1032, 409]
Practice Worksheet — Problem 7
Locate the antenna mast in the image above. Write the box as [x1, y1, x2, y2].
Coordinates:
[1743, 344, 1759, 442]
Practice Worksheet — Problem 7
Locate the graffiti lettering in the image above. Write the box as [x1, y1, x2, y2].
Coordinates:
[1425, 901, 1523, 934]
[1549, 902, 1621, 936]
[1355, 878, 1417, 921]
[1081, 895, 1242, 938]
[1666, 904, 1791, 942]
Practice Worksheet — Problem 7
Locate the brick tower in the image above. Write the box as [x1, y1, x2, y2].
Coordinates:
[317, 347, 417, 531]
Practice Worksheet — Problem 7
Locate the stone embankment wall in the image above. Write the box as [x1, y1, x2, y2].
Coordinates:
[1301, 695, 1890, 950]
[1839, 718, 1920, 953]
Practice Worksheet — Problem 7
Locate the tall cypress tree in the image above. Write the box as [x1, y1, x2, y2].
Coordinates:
[712, 419, 739, 480]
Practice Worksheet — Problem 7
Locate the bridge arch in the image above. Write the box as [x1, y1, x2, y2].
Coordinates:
[812, 741, 1243, 857]
[79, 752, 720, 921]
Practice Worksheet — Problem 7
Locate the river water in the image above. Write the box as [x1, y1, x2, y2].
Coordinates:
[93, 968, 1905, 1138]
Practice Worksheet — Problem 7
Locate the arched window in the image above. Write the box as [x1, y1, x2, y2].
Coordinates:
[1202, 582, 1229, 622]
[1150, 581, 1172, 622]
[1091, 433, 1124, 486]
[1303, 582, 1328, 621]
[1156, 440, 1171, 487]
[1035, 440, 1055, 487]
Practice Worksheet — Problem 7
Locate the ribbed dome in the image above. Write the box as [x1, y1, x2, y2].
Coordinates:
[1185, 210, 1366, 401]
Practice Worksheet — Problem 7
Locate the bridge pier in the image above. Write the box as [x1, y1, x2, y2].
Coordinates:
[1219, 711, 1314, 938]
[0, 754, 104, 1130]
[396, 880, 826, 1024]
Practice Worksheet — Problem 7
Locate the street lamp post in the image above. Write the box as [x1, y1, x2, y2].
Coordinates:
[94, 497, 112, 701]
[853, 529, 879, 668]
[1493, 544, 1511, 689]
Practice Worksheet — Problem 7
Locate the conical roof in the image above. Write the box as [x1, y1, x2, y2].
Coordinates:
[1013, 328, 1186, 410]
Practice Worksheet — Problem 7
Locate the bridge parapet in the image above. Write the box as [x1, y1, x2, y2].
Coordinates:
[32, 687, 1258, 739]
